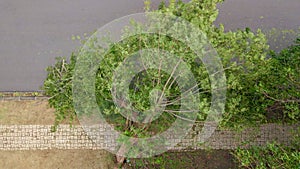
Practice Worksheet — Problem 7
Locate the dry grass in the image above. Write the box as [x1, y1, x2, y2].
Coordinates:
[0, 100, 55, 125]
[0, 150, 115, 169]
[0, 100, 116, 169]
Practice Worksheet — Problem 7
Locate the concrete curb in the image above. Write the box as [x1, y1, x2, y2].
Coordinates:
[0, 92, 48, 101]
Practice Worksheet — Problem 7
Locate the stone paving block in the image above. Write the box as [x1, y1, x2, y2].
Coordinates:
[0, 124, 298, 151]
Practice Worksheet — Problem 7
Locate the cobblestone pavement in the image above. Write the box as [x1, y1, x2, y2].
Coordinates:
[0, 124, 298, 151]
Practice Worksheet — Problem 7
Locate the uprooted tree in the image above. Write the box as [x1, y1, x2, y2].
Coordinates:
[43, 0, 299, 166]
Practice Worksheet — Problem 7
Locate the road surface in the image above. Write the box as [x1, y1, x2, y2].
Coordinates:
[0, 0, 299, 91]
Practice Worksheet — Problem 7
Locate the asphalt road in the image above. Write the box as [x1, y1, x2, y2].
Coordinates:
[0, 0, 299, 91]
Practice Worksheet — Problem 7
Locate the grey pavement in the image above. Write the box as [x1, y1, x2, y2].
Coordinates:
[0, 0, 299, 91]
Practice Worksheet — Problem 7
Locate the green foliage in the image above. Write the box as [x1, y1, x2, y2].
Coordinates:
[44, 0, 266, 130]
[43, 0, 299, 135]
[43, 55, 75, 131]
[233, 142, 300, 169]
[257, 38, 300, 123]
[155, 0, 272, 128]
